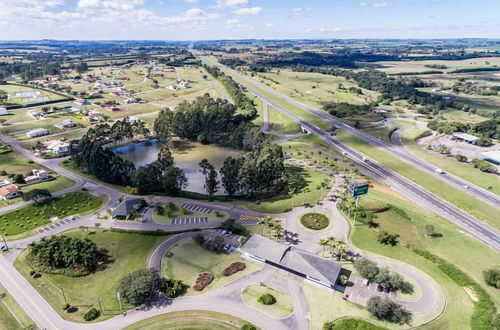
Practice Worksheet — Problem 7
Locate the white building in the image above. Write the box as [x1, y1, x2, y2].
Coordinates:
[44, 140, 70, 154]
[0, 108, 7, 116]
[55, 119, 75, 129]
[26, 128, 50, 138]
[24, 169, 50, 185]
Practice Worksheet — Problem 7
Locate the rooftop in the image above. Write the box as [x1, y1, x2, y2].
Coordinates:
[453, 132, 479, 142]
[478, 151, 500, 163]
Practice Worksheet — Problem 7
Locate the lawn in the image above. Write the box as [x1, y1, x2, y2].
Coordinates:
[241, 284, 294, 319]
[0, 84, 67, 107]
[0, 282, 35, 330]
[268, 104, 301, 134]
[333, 129, 500, 229]
[234, 164, 331, 213]
[14, 229, 171, 322]
[123, 310, 258, 330]
[163, 239, 261, 296]
[152, 202, 229, 224]
[0, 191, 103, 236]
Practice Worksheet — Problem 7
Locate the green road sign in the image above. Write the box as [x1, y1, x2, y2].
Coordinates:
[349, 182, 369, 197]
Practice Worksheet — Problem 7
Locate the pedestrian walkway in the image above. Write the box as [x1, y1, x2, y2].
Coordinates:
[239, 215, 264, 221]
[171, 217, 208, 225]
[181, 203, 212, 214]
[37, 216, 79, 233]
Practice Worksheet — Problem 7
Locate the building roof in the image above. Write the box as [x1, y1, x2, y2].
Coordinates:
[112, 198, 143, 217]
[241, 235, 342, 285]
[0, 185, 20, 196]
[453, 132, 479, 142]
[478, 151, 500, 163]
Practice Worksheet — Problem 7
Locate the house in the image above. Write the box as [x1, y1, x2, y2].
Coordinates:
[111, 198, 145, 220]
[125, 116, 142, 124]
[44, 140, 70, 154]
[0, 185, 21, 200]
[453, 132, 479, 144]
[26, 128, 50, 138]
[0, 108, 7, 116]
[27, 110, 43, 119]
[24, 169, 49, 185]
[60, 105, 81, 113]
[179, 80, 190, 89]
[0, 180, 12, 188]
[55, 119, 75, 129]
[74, 98, 91, 106]
[478, 151, 500, 167]
[125, 98, 137, 104]
[241, 235, 343, 289]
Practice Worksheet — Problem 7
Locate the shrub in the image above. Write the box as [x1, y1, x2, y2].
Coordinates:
[162, 279, 186, 298]
[83, 307, 100, 321]
[377, 231, 399, 246]
[367, 296, 411, 325]
[223, 262, 246, 276]
[241, 324, 257, 330]
[323, 318, 386, 330]
[193, 272, 214, 291]
[258, 293, 276, 305]
[61, 303, 70, 310]
[483, 269, 500, 289]
[455, 154, 468, 162]
[156, 206, 165, 215]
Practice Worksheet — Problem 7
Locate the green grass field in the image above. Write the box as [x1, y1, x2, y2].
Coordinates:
[123, 310, 258, 330]
[234, 163, 331, 213]
[14, 229, 171, 322]
[268, 104, 301, 133]
[333, 129, 500, 229]
[163, 239, 261, 296]
[0, 282, 35, 330]
[241, 284, 294, 319]
[369, 57, 500, 74]
[0, 191, 103, 236]
[152, 202, 229, 224]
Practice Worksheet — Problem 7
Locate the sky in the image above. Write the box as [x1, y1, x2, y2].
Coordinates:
[0, 0, 498, 40]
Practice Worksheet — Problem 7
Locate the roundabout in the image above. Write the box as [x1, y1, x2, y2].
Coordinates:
[299, 212, 330, 231]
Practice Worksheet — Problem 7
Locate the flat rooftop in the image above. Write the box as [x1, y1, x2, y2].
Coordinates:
[453, 132, 479, 142]
[478, 151, 500, 163]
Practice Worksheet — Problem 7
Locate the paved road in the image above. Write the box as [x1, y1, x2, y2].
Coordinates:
[213, 64, 500, 251]
[225, 66, 500, 208]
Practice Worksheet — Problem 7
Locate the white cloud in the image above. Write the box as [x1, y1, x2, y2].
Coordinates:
[183, 0, 198, 3]
[372, 2, 392, 8]
[359, 2, 367, 7]
[215, 0, 249, 8]
[77, 0, 145, 11]
[233, 6, 262, 15]
[265, 22, 274, 28]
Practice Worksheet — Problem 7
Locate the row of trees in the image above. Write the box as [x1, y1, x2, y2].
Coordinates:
[428, 118, 499, 140]
[202, 64, 257, 120]
[0, 61, 62, 81]
[318, 236, 349, 261]
[354, 258, 414, 294]
[322, 102, 372, 118]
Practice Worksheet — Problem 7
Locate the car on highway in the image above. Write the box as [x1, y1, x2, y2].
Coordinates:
[435, 168, 445, 174]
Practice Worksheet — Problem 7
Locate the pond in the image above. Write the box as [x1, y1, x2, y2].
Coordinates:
[113, 138, 240, 195]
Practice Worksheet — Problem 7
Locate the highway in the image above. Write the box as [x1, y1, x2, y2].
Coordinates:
[209, 63, 500, 251]
[222, 65, 500, 207]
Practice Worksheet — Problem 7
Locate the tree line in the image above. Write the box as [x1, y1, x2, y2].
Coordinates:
[202, 64, 257, 120]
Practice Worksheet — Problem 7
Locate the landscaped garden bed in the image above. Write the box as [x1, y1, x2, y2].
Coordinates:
[300, 212, 330, 230]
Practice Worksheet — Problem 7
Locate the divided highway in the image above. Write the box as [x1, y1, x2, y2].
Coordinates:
[209, 62, 500, 251]
[224, 65, 500, 207]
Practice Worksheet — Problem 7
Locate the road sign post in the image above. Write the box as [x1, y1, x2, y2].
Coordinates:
[348, 182, 369, 198]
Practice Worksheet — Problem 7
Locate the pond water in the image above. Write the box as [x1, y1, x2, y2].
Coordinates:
[113, 138, 240, 195]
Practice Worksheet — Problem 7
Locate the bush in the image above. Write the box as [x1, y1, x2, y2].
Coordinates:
[483, 269, 500, 289]
[367, 296, 411, 325]
[162, 279, 186, 298]
[258, 293, 276, 305]
[323, 318, 386, 330]
[241, 325, 256, 330]
[116, 268, 161, 305]
[223, 262, 246, 276]
[61, 303, 70, 310]
[83, 307, 100, 321]
[193, 272, 214, 291]
[455, 154, 468, 162]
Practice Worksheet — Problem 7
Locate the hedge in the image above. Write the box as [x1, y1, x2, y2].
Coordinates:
[413, 249, 497, 329]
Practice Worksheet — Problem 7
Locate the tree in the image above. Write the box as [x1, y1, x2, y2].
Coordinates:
[455, 154, 467, 162]
[116, 268, 161, 306]
[162, 279, 186, 298]
[483, 269, 500, 289]
[22, 189, 52, 203]
[318, 238, 329, 257]
[367, 296, 412, 325]
[377, 231, 399, 246]
[354, 258, 379, 281]
[288, 186, 297, 209]
[220, 157, 242, 197]
[339, 275, 349, 286]
[337, 242, 348, 261]
[75, 62, 88, 73]
[199, 159, 219, 199]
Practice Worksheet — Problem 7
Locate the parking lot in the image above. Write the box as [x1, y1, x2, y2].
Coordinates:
[181, 203, 212, 214]
[343, 275, 396, 307]
[171, 217, 208, 225]
[37, 216, 79, 234]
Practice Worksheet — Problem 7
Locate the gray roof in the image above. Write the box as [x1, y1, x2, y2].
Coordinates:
[453, 132, 479, 142]
[112, 198, 143, 217]
[479, 151, 500, 163]
[241, 235, 342, 285]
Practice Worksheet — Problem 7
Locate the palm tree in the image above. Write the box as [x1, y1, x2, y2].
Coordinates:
[318, 238, 329, 257]
[301, 187, 310, 204]
[337, 242, 348, 262]
[315, 184, 322, 203]
[257, 217, 268, 235]
[328, 240, 338, 259]
[273, 223, 283, 241]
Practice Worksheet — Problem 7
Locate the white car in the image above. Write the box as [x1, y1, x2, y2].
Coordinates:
[435, 168, 445, 174]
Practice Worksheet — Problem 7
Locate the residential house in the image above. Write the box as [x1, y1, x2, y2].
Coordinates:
[44, 140, 70, 154]
[74, 98, 91, 106]
[0, 185, 21, 200]
[55, 119, 76, 129]
[24, 169, 50, 185]
[26, 128, 50, 138]
[0, 108, 7, 116]
[27, 110, 43, 119]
